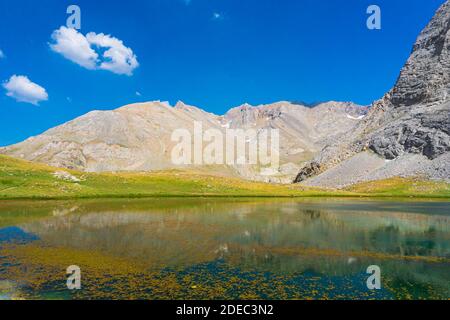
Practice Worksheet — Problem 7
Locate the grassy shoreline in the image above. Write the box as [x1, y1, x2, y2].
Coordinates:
[1, 193, 450, 201]
[1, 155, 449, 201]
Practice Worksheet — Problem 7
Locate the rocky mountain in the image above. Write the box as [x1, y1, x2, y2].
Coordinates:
[2, 2, 448, 187]
[0, 100, 367, 183]
[294, 1, 450, 187]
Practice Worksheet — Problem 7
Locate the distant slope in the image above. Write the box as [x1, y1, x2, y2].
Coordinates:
[0, 154, 330, 199]
[0, 101, 367, 184]
[0, 155, 448, 199]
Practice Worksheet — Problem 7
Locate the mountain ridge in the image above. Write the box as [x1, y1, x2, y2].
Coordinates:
[2, 1, 449, 187]
[0, 100, 368, 183]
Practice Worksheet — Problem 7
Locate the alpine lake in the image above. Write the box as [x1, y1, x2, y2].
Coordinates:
[0, 198, 448, 300]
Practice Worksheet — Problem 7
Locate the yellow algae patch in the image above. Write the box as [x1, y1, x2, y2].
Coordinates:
[228, 244, 450, 264]
[0, 244, 185, 299]
[1, 244, 148, 275]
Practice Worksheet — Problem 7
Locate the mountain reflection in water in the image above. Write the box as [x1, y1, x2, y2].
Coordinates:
[0, 198, 449, 300]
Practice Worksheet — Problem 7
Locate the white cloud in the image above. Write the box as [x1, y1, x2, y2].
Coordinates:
[212, 12, 225, 21]
[86, 32, 139, 76]
[50, 26, 98, 69]
[3, 75, 48, 105]
[50, 26, 139, 76]
[0, 49, 5, 59]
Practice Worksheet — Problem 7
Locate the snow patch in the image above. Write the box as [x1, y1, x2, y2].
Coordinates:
[346, 114, 365, 120]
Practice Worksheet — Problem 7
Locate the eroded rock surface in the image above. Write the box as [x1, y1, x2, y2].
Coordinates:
[295, 1, 450, 186]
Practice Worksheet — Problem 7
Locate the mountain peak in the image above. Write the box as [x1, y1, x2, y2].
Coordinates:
[389, 0, 450, 107]
[117, 100, 172, 111]
[174, 100, 187, 109]
[294, 2, 450, 186]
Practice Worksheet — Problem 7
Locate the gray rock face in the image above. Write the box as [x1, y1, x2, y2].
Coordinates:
[390, 1, 450, 106]
[369, 103, 450, 160]
[295, 1, 450, 186]
[367, 1, 450, 162]
[292, 161, 321, 183]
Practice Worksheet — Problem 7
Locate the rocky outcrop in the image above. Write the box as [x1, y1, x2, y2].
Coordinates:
[295, 1, 450, 186]
[293, 161, 321, 183]
[366, 1, 450, 161]
[389, 1, 450, 107]
[368, 104, 450, 160]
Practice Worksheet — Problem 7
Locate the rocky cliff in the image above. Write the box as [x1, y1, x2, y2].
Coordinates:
[294, 1, 450, 187]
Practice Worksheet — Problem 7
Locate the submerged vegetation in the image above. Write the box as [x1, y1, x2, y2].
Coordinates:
[0, 155, 449, 199]
[3, 244, 447, 300]
[1, 197, 449, 300]
[1, 196, 449, 300]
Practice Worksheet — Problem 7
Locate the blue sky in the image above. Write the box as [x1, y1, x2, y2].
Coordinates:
[0, 0, 445, 146]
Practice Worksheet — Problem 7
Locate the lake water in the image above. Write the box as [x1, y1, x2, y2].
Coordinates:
[0, 198, 449, 300]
